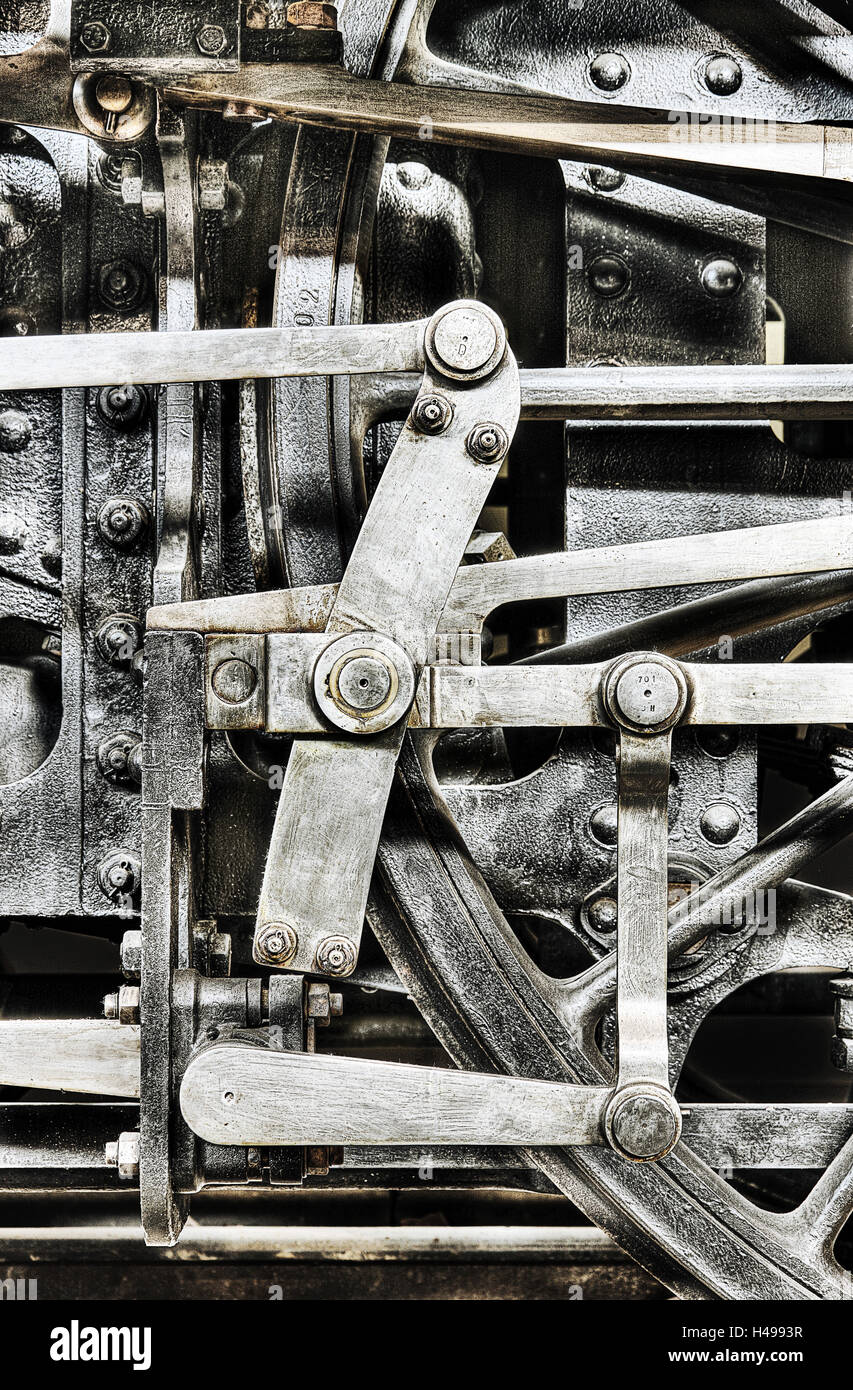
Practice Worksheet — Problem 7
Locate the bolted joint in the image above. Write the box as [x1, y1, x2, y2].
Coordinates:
[96, 731, 142, 786]
[604, 1084, 682, 1162]
[105, 1130, 139, 1180]
[97, 849, 141, 906]
[96, 384, 149, 432]
[96, 614, 142, 668]
[424, 300, 506, 382]
[412, 392, 453, 436]
[104, 984, 140, 1024]
[256, 921, 298, 968]
[313, 630, 416, 736]
[315, 936, 357, 978]
[306, 981, 344, 1024]
[466, 422, 509, 465]
[603, 652, 689, 735]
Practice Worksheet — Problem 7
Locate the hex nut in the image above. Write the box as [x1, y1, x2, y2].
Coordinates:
[120, 929, 142, 980]
[315, 936, 357, 978]
[105, 1130, 140, 1180]
[256, 922, 298, 967]
[80, 20, 111, 52]
[196, 23, 229, 56]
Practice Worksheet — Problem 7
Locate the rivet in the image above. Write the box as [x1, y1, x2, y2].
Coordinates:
[703, 54, 742, 96]
[211, 658, 258, 705]
[588, 802, 618, 847]
[700, 257, 743, 298]
[585, 166, 626, 193]
[97, 495, 149, 548]
[588, 253, 631, 298]
[97, 259, 146, 313]
[699, 802, 741, 845]
[0, 408, 31, 452]
[589, 52, 630, 92]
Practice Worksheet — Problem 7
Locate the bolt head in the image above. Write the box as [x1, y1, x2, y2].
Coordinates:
[96, 614, 141, 667]
[315, 936, 357, 978]
[587, 253, 630, 299]
[589, 52, 630, 92]
[256, 922, 298, 966]
[335, 654, 393, 713]
[96, 383, 149, 430]
[80, 20, 110, 52]
[211, 657, 258, 705]
[97, 850, 141, 905]
[196, 23, 229, 56]
[97, 731, 142, 785]
[412, 392, 453, 435]
[120, 929, 142, 979]
[704, 54, 742, 96]
[466, 422, 509, 465]
[610, 1092, 681, 1161]
[701, 257, 743, 299]
[97, 259, 145, 313]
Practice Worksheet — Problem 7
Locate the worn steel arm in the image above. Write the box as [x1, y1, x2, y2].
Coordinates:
[253, 302, 520, 977]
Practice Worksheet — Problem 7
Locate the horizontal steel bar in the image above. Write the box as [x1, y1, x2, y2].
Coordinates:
[425, 663, 853, 729]
[0, 1223, 624, 1262]
[0, 321, 426, 392]
[0, 1021, 140, 1098]
[180, 1047, 610, 1148]
[2, 330, 852, 418]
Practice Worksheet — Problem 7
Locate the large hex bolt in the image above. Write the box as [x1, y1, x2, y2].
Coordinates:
[466, 422, 509, 465]
[412, 393, 453, 435]
[830, 975, 853, 1072]
[120, 928, 142, 980]
[103, 984, 140, 1024]
[256, 922, 298, 967]
[105, 1130, 140, 1180]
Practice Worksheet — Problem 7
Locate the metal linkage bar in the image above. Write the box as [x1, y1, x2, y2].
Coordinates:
[0, 321, 428, 393]
[168, 66, 853, 184]
[2, 326, 853, 416]
[0, 1020, 140, 1098]
[443, 515, 853, 631]
[252, 302, 521, 978]
[179, 1048, 610, 1148]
